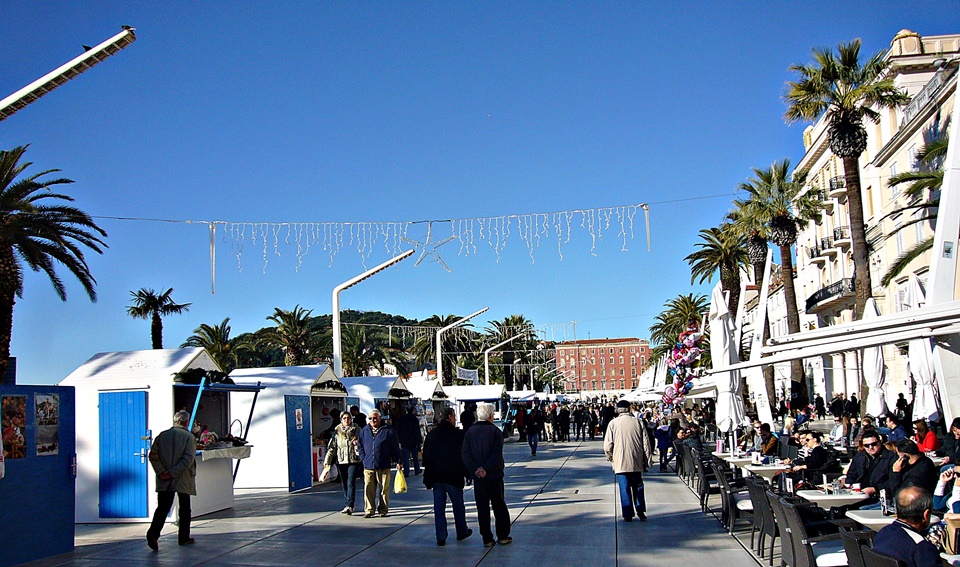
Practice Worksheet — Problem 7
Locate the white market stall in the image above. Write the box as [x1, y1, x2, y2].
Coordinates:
[404, 378, 450, 431]
[59, 348, 262, 523]
[445, 384, 508, 422]
[341, 376, 414, 424]
[229, 364, 347, 491]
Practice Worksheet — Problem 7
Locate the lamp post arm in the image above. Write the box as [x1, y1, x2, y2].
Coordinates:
[436, 307, 489, 384]
[484, 335, 521, 385]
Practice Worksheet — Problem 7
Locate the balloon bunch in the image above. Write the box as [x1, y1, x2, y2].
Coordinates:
[662, 320, 703, 408]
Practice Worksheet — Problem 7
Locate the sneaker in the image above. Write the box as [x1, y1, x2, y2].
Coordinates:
[437, 540, 445, 546]
[363, 512, 375, 518]
[638, 512, 647, 521]
[624, 516, 633, 522]
[379, 512, 388, 517]
[456, 529, 473, 541]
[341, 506, 353, 515]
[497, 537, 513, 545]
[146, 533, 158, 552]
[178, 538, 196, 546]
[483, 540, 496, 548]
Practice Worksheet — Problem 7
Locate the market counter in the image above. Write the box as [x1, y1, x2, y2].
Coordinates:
[191, 445, 253, 518]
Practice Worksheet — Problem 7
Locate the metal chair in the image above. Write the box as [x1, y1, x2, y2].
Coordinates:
[838, 529, 874, 567]
[860, 546, 906, 567]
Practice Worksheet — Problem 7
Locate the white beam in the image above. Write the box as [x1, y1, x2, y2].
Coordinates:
[484, 335, 520, 385]
[436, 307, 488, 384]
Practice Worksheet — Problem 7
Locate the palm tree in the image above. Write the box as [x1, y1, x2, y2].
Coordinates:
[181, 318, 251, 372]
[340, 325, 405, 377]
[127, 288, 191, 349]
[486, 315, 537, 390]
[880, 135, 946, 286]
[738, 159, 821, 406]
[0, 145, 108, 376]
[410, 314, 480, 385]
[649, 293, 709, 364]
[729, 203, 778, 405]
[259, 305, 322, 366]
[685, 223, 747, 318]
[785, 39, 909, 317]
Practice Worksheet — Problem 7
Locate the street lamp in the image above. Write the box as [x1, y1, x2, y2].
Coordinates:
[0, 26, 137, 122]
[484, 335, 520, 385]
[331, 250, 415, 377]
[436, 307, 489, 384]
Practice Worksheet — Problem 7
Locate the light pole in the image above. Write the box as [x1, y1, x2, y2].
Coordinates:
[437, 307, 489, 384]
[484, 335, 520, 385]
[1, 26, 137, 122]
[332, 250, 415, 377]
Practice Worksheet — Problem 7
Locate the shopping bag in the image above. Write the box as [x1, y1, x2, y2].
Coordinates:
[393, 470, 407, 494]
[942, 513, 960, 554]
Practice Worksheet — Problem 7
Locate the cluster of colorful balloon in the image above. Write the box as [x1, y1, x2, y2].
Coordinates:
[662, 320, 703, 407]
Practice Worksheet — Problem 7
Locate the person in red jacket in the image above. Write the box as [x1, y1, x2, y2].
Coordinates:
[913, 420, 941, 453]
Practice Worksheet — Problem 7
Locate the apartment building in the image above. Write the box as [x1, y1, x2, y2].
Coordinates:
[554, 338, 650, 394]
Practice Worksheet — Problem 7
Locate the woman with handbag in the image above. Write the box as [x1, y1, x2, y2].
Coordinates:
[322, 412, 362, 515]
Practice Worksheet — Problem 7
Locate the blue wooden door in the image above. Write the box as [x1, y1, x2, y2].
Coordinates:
[99, 391, 150, 518]
[284, 395, 312, 491]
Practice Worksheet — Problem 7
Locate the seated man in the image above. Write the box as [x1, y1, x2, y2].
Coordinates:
[759, 423, 778, 456]
[843, 429, 897, 506]
[885, 414, 908, 442]
[871, 486, 940, 567]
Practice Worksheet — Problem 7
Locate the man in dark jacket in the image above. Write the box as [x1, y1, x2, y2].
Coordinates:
[845, 429, 898, 505]
[872, 486, 940, 567]
[422, 407, 472, 546]
[888, 439, 938, 495]
[462, 403, 511, 548]
[396, 406, 423, 477]
[357, 410, 401, 518]
[525, 405, 542, 456]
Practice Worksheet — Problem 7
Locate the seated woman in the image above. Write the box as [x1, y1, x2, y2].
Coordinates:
[785, 431, 829, 482]
[933, 465, 960, 514]
[914, 419, 941, 454]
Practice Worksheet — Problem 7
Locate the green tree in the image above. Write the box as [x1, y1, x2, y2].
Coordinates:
[260, 305, 321, 366]
[127, 288, 191, 349]
[880, 135, 946, 286]
[410, 314, 482, 385]
[785, 38, 909, 317]
[340, 325, 408, 377]
[0, 145, 107, 376]
[685, 223, 747, 318]
[485, 315, 537, 390]
[649, 293, 709, 364]
[181, 317, 251, 372]
[738, 159, 821, 406]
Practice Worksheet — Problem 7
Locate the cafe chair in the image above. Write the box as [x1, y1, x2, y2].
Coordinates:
[859, 546, 906, 567]
[710, 460, 752, 533]
[693, 451, 721, 513]
[779, 499, 847, 567]
[766, 491, 796, 567]
[838, 529, 874, 567]
[747, 477, 775, 557]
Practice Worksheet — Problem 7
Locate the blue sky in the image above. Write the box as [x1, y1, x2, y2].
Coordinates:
[2, 2, 957, 384]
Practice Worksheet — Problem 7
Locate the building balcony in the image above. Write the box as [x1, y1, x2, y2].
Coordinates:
[805, 278, 855, 314]
[828, 176, 846, 199]
[820, 236, 838, 257]
[833, 226, 852, 249]
[807, 245, 826, 265]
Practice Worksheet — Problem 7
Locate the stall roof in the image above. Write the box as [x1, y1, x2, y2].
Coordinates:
[404, 378, 447, 401]
[445, 384, 507, 403]
[507, 390, 540, 402]
[229, 364, 345, 397]
[60, 348, 220, 387]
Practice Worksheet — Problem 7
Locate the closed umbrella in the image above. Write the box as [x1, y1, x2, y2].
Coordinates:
[904, 274, 940, 422]
[862, 298, 888, 417]
[709, 282, 747, 434]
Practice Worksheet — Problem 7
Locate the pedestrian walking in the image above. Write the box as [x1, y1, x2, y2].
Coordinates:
[525, 405, 542, 456]
[422, 407, 473, 546]
[462, 403, 512, 547]
[604, 400, 654, 522]
[396, 406, 423, 477]
[321, 411, 362, 514]
[357, 409, 401, 518]
[146, 410, 197, 551]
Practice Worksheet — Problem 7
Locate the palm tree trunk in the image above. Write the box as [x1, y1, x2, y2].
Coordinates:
[753, 262, 778, 410]
[778, 244, 808, 408]
[842, 156, 872, 319]
[0, 244, 16, 379]
[151, 312, 163, 349]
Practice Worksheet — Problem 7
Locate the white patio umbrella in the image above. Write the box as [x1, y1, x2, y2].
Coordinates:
[904, 274, 940, 422]
[862, 298, 888, 417]
[709, 282, 747, 436]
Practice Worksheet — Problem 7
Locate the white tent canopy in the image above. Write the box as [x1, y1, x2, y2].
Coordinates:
[444, 384, 507, 404]
[341, 376, 412, 415]
[404, 378, 448, 402]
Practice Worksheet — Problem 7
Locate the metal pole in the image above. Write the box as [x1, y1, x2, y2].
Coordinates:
[484, 335, 521, 385]
[437, 307, 489, 384]
[332, 250, 414, 377]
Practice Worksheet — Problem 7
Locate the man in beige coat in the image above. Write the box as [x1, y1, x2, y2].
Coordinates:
[604, 400, 654, 522]
[146, 410, 197, 550]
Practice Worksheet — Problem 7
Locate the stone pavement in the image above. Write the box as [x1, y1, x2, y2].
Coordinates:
[22, 438, 760, 567]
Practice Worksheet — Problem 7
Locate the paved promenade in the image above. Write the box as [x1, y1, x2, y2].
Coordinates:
[23, 438, 760, 567]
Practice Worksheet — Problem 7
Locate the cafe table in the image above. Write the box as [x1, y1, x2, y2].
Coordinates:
[722, 455, 755, 469]
[744, 464, 789, 480]
[846, 509, 940, 531]
[795, 489, 869, 508]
